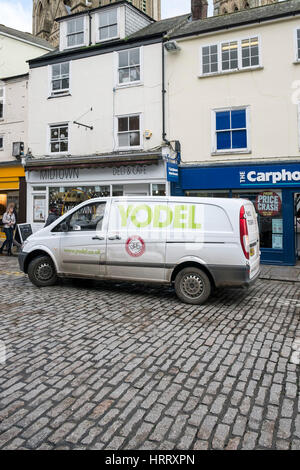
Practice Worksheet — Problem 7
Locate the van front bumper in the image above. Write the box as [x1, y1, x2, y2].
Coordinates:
[18, 251, 28, 273]
[209, 264, 260, 288]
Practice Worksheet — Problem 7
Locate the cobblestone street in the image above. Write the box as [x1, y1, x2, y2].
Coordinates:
[0, 256, 299, 450]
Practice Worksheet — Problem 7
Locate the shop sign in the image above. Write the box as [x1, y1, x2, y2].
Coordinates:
[255, 191, 282, 217]
[241, 169, 300, 185]
[167, 163, 179, 182]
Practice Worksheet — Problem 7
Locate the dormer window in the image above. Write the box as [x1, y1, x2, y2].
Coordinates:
[67, 17, 84, 48]
[99, 9, 118, 41]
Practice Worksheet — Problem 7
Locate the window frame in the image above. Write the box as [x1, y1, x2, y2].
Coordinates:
[0, 85, 5, 120]
[211, 106, 251, 155]
[65, 16, 85, 49]
[49, 62, 71, 97]
[115, 113, 143, 151]
[295, 27, 300, 62]
[48, 122, 70, 155]
[116, 47, 143, 87]
[200, 35, 261, 77]
[97, 8, 119, 43]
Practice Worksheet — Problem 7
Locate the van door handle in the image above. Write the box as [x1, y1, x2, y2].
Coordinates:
[108, 235, 121, 240]
[92, 235, 105, 240]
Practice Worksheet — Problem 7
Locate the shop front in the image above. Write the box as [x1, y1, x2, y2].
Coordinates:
[174, 161, 300, 266]
[26, 156, 167, 232]
[0, 162, 26, 238]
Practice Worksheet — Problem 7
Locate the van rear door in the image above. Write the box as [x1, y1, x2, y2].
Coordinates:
[244, 202, 260, 278]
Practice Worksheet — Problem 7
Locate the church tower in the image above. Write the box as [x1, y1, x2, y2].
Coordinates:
[32, 0, 161, 48]
[213, 0, 278, 16]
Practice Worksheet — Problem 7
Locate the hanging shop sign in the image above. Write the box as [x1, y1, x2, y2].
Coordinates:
[255, 191, 282, 217]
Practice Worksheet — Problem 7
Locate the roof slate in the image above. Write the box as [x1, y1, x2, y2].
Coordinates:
[171, 0, 300, 39]
[0, 24, 54, 50]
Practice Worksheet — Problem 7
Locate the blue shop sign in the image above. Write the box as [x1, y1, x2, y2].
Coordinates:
[180, 163, 300, 189]
[167, 163, 179, 182]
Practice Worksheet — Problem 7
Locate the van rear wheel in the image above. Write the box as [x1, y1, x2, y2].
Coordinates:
[28, 255, 57, 287]
[174, 267, 211, 305]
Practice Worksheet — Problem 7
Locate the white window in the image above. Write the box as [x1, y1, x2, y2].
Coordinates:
[118, 48, 141, 85]
[221, 41, 238, 71]
[66, 17, 84, 48]
[99, 9, 118, 41]
[0, 135, 3, 150]
[0, 87, 4, 119]
[296, 28, 300, 61]
[200, 36, 260, 75]
[117, 115, 141, 149]
[49, 124, 69, 153]
[212, 107, 250, 154]
[241, 37, 259, 68]
[51, 62, 70, 96]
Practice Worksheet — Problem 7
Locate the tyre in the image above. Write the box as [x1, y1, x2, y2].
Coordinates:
[27, 255, 57, 287]
[174, 267, 211, 305]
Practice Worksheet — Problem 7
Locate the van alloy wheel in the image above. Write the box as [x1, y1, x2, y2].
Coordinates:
[35, 262, 54, 282]
[181, 273, 204, 299]
[174, 267, 211, 305]
[28, 255, 58, 287]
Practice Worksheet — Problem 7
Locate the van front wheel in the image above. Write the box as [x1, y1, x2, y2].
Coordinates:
[28, 255, 57, 287]
[174, 267, 211, 305]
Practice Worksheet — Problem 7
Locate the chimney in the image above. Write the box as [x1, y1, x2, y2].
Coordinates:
[191, 0, 208, 21]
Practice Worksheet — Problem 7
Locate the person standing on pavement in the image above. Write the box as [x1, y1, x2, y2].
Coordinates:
[44, 205, 59, 227]
[0, 204, 16, 256]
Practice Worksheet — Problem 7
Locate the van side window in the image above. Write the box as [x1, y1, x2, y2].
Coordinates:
[54, 202, 106, 232]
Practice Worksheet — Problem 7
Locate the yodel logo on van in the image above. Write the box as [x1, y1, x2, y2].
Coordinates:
[117, 204, 202, 229]
[240, 169, 300, 185]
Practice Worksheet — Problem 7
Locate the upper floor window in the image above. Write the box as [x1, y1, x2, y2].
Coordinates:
[201, 36, 260, 76]
[214, 108, 249, 153]
[118, 48, 141, 85]
[49, 124, 69, 153]
[117, 115, 141, 148]
[67, 17, 84, 48]
[99, 9, 118, 41]
[0, 136, 3, 150]
[51, 62, 70, 96]
[0, 87, 4, 119]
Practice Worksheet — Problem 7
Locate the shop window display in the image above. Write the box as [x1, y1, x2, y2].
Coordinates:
[233, 190, 283, 249]
[49, 186, 110, 217]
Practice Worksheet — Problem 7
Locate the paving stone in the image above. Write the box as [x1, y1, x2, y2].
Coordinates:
[0, 257, 300, 450]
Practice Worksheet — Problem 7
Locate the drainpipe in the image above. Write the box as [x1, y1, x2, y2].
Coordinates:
[162, 41, 170, 146]
[88, 10, 92, 46]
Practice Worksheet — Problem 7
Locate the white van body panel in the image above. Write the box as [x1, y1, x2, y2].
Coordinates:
[19, 196, 260, 290]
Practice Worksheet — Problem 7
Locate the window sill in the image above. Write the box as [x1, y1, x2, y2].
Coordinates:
[116, 146, 143, 152]
[48, 94, 71, 100]
[115, 82, 143, 90]
[199, 66, 263, 79]
[293, 60, 300, 65]
[211, 150, 251, 156]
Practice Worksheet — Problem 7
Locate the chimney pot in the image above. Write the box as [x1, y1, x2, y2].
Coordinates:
[191, 0, 208, 21]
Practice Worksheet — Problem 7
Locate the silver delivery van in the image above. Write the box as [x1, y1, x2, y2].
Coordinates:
[18, 197, 260, 304]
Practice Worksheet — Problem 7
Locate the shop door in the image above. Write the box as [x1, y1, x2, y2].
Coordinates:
[295, 193, 300, 260]
[57, 200, 108, 277]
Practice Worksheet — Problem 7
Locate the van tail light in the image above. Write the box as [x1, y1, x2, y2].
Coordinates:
[240, 205, 249, 260]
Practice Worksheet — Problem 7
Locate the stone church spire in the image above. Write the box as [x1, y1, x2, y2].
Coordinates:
[213, 0, 278, 16]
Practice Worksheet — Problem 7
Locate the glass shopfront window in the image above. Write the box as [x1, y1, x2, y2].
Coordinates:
[152, 184, 166, 196]
[233, 190, 283, 249]
[0, 191, 19, 225]
[185, 190, 230, 198]
[49, 186, 110, 217]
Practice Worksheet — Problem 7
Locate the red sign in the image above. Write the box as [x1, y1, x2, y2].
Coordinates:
[255, 191, 282, 217]
[125, 236, 146, 258]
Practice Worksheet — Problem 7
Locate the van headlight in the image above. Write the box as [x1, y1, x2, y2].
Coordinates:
[21, 240, 29, 250]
